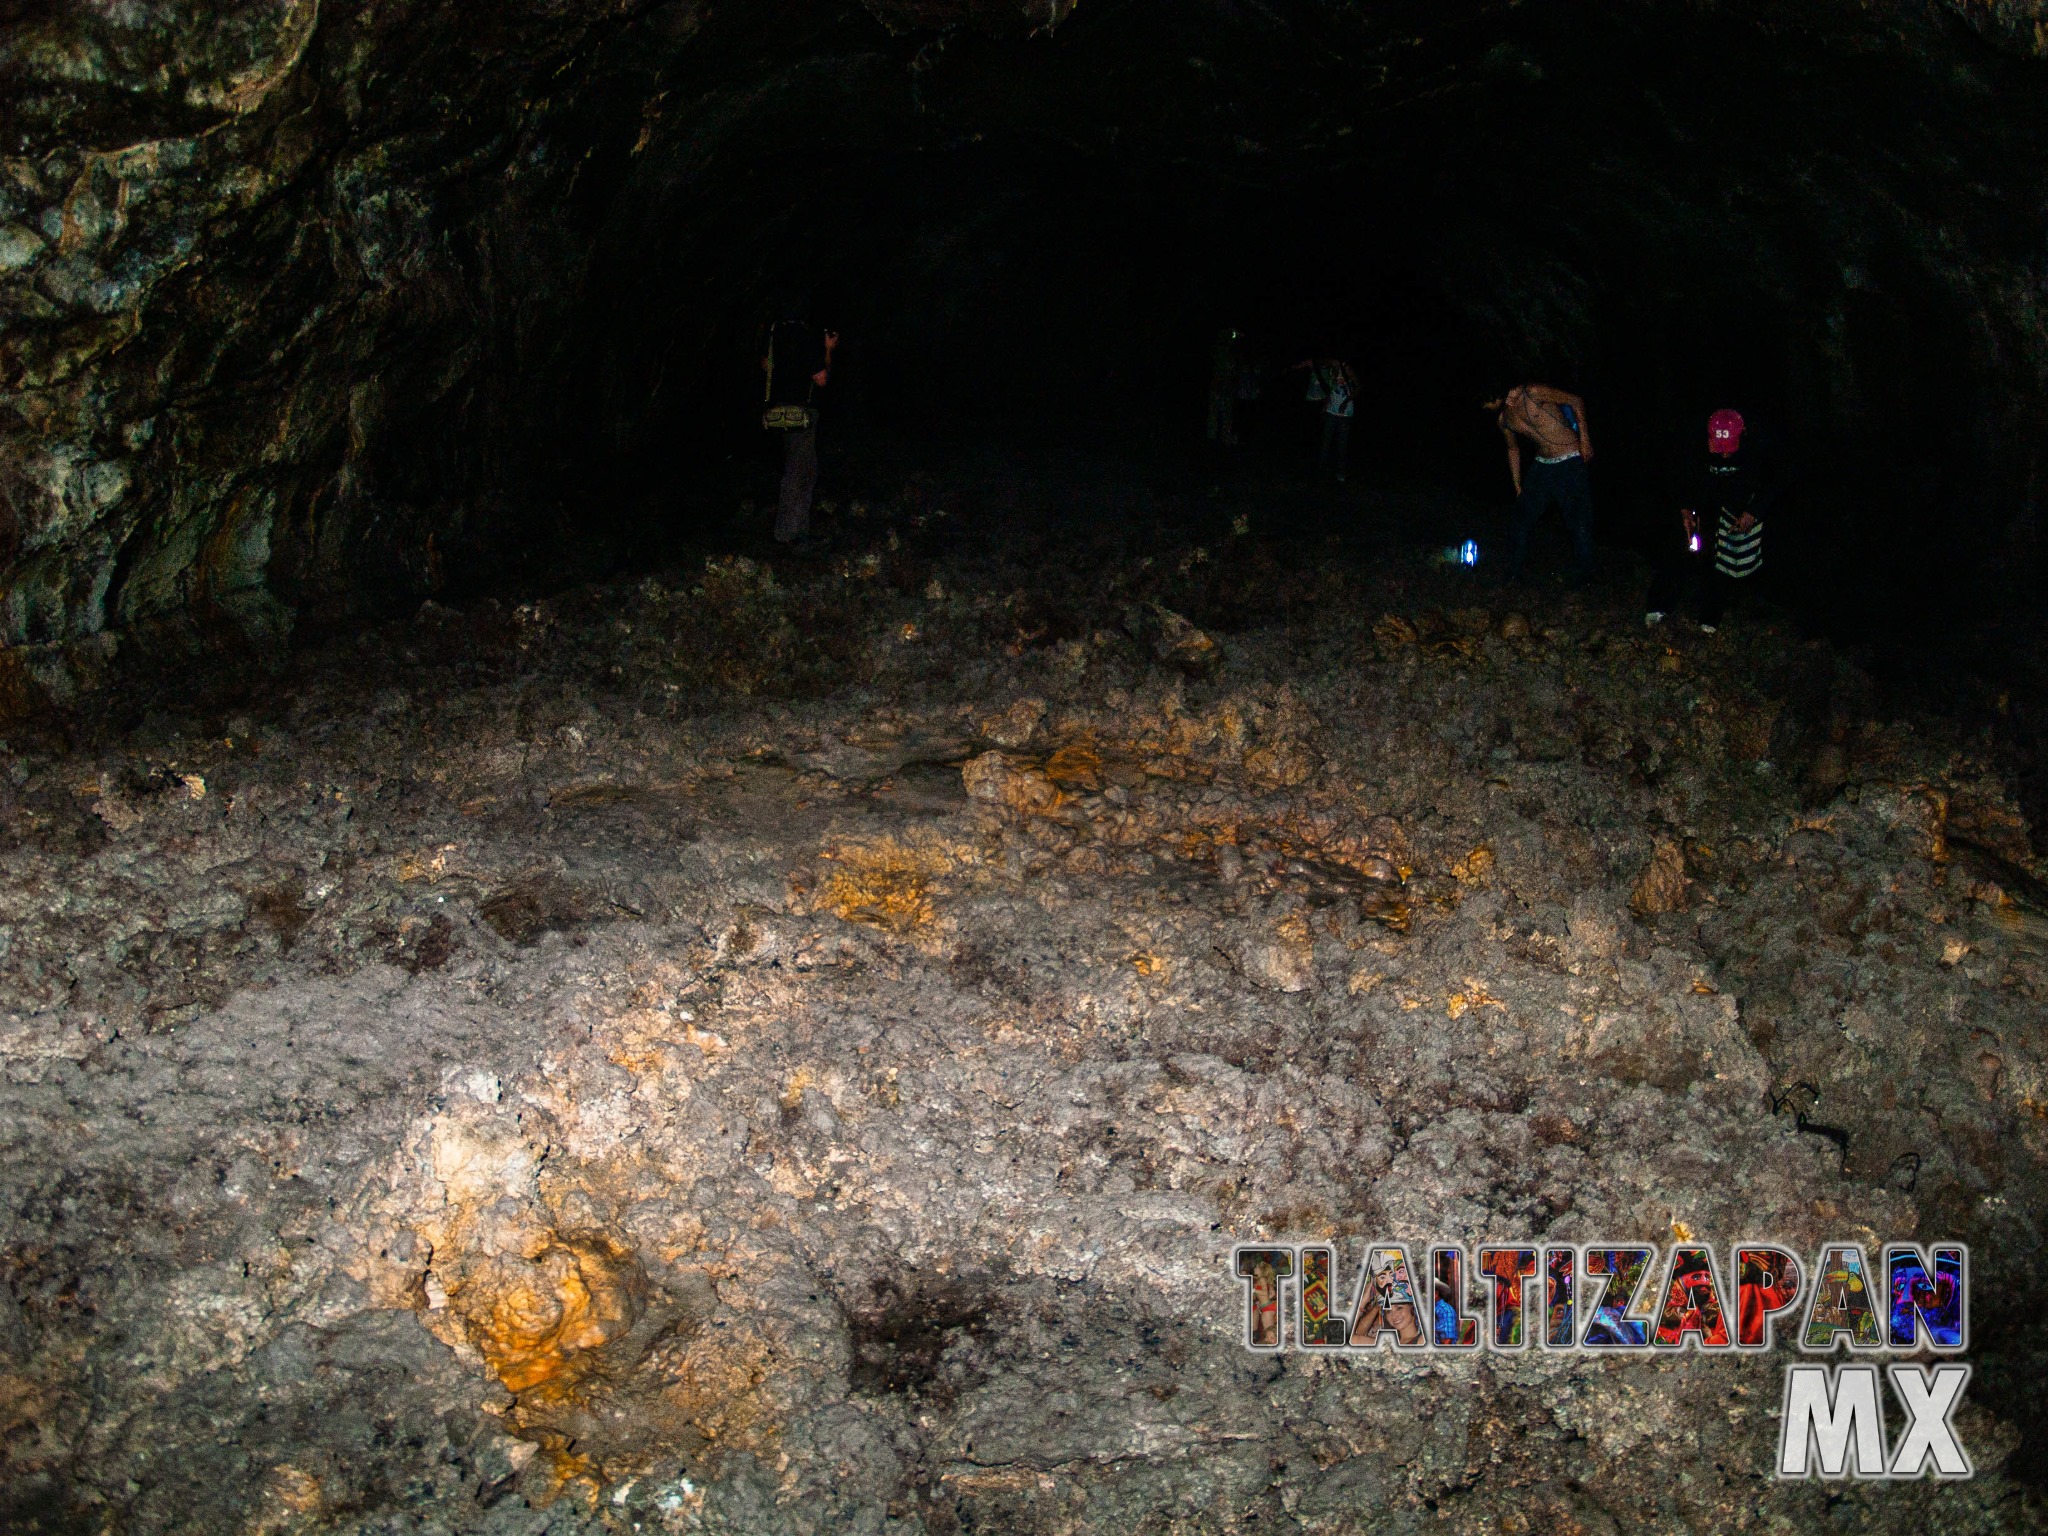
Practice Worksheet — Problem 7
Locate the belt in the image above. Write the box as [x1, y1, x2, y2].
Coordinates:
[1535, 452, 1582, 465]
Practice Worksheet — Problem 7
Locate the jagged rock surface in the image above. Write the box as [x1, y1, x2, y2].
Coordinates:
[1, 484, 2043, 1531]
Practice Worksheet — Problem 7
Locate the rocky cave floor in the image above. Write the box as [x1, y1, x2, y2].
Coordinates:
[2, 456, 2046, 1534]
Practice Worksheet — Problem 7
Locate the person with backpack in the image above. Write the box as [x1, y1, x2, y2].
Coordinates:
[761, 310, 838, 545]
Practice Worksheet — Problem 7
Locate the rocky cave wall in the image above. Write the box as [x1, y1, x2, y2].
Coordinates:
[3, 0, 2047, 703]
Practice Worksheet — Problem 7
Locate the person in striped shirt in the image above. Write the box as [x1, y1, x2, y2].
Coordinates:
[1646, 408, 1769, 632]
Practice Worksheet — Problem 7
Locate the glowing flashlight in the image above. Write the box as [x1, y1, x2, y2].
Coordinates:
[1460, 540, 1480, 566]
[1689, 534, 1702, 552]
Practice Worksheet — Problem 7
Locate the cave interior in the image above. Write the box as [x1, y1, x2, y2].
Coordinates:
[4, 0, 2048, 1531]
[4, 0, 2044, 659]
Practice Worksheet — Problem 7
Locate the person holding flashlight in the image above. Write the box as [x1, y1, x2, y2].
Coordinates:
[1646, 408, 1766, 631]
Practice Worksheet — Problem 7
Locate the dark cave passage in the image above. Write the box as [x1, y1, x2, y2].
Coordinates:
[6, 1, 2044, 656]
[508, 0, 2048, 645]
[6, 3, 2048, 1533]
[379, 0, 2048, 838]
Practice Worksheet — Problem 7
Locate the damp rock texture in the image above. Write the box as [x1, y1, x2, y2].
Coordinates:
[1, 494, 2045, 1533]
[0, 0, 1058, 677]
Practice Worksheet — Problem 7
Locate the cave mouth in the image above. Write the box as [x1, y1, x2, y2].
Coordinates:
[7, 2, 2048, 1531]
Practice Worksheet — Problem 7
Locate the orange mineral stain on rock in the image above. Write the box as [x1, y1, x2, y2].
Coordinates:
[1630, 839, 1689, 915]
[1446, 979, 1507, 1020]
[448, 1233, 645, 1396]
[1451, 845, 1495, 884]
[816, 833, 962, 930]
[1040, 739, 1104, 791]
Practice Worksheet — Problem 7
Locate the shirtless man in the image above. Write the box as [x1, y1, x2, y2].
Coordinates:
[1489, 383, 1595, 583]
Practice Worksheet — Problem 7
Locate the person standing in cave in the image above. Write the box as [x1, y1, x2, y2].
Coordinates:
[1295, 357, 1358, 481]
[1320, 359, 1357, 481]
[1494, 383, 1595, 584]
[1645, 408, 1772, 631]
[1208, 328, 1243, 448]
[761, 310, 838, 546]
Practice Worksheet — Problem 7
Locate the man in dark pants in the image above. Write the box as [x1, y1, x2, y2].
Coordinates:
[761, 312, 837, 545]
[1493, 383, 1595, 583]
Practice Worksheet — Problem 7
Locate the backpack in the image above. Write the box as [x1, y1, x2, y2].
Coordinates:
[762, 323, 818, 431]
